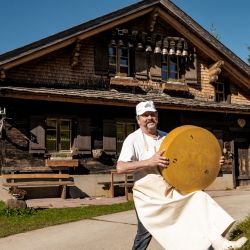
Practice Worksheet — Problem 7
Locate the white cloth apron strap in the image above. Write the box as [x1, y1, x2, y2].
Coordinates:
[133, 174, 235, 250]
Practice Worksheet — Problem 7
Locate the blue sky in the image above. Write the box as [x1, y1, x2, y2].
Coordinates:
[0, 0, 249, 63]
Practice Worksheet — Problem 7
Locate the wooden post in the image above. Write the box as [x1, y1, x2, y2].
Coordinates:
[110, 170, 115, 198]
[61, 185, 67, 199]
[125, 174, 128, 201]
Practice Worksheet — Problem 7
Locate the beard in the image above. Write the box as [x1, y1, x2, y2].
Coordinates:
[146, 121, 157, 130]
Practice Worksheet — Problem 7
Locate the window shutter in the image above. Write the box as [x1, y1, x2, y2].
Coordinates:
[225, 82, 231, 104]
[29, 116, 45, 154]
[135, 50, 148, 80]
[185, 53, 198, 84]
[150, 53, 162, 81]
[94, 42, 109, 76]
[103, 120, 116, 155]
[74, 118, 91, 155]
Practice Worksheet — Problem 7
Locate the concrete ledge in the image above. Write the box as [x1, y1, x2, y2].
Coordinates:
[0, 186, 13, 203]
[0, 173, 235, 200]
[206, 174, 234, 191]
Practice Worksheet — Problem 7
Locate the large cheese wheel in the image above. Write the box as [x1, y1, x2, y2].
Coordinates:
[159, 125, 221, 193]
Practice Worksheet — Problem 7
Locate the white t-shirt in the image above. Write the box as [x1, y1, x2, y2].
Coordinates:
[118, 128, 167, 181]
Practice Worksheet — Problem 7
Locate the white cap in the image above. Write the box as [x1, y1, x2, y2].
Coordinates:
[136, 101, 157, 116]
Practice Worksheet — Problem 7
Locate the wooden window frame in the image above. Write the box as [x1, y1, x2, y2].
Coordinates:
[161, 55, 181, 81]
[116, 121, 137, 154]
[108, 45, 130, 77]
[46, 118, 72, 153]
[215, 82, 226, 102]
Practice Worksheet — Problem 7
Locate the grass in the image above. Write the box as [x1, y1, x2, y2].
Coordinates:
[229, 214, 250, 249]
[0, 200, 134, 238]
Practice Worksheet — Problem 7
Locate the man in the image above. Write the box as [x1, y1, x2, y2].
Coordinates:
[117, 101, 247, 250]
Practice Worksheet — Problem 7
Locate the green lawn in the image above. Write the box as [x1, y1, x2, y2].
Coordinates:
[0, 200, 134, 238]
[229, 214, 250, 250]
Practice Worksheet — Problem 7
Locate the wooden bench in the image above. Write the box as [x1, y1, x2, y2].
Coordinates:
[2, 159, 78, 199]
[98, 169, 134, 200]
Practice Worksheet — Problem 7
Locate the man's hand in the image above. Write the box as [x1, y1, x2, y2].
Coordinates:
[219, 156, 225, 166]
[147, 150, 169, 168]
[117, 151, 169, 174]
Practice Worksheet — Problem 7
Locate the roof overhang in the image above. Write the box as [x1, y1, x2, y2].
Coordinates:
[1, 86, 250, 115]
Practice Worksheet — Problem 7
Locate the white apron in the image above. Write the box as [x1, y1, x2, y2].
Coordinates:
[133, 147, 235, 250]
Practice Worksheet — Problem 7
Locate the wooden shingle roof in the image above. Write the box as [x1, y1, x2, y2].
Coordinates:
[1, 86, 250, 114]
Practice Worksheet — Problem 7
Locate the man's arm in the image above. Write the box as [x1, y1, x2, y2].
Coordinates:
[117, 151, 169, 174]
[117, 154, 225, 174]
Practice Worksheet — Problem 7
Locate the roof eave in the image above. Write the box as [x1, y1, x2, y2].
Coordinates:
[1, 86, 250, 115]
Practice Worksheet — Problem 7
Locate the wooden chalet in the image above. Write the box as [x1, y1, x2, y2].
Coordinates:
[0, 0, 250, 193]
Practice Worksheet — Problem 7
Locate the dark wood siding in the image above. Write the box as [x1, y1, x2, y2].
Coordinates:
[29, 116, 46, 154]
[73, 118, 91, 155]
[150, 53, 162, 81]
[135, 50, 148, 80]
[103, 119, 116, 155]
[94, 42, 109, 76]
[235, 141, 250, 186]
[185, 53, 198, 84]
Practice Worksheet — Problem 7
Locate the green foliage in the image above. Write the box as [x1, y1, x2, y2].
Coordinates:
[209, 23, 221, 40]
[230, 214, 250, 249]
[0, 200, 134, 238]
[0, 207, 37, 217]
[247, 46, 250, 65]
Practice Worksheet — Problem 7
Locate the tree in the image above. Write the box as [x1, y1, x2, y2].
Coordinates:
[209, 23, 220, 40]
[247, 46, 250, 65]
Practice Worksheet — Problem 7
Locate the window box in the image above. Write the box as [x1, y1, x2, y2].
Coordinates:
[162, 81, 189, 92]
[110, 76, 139, 87]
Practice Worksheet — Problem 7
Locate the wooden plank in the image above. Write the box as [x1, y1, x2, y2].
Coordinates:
[118, 183, 134, 187]
[1, 164, 76, 173]
[2, 181, 74, 187]
[2, 173, 70, 179]
[1, 166, 54, 172]
[45, 159, 78, 167]
[110, 77, 140, 87]
[162, 82, 189, 91]
[237, 175, 250, 180]
[98, 181, 134, 186]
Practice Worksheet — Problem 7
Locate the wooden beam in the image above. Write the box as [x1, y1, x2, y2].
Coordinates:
[162, 82, 189, 92]
[45, 159, 78, 167]
[0, 69, 5, 81]
[110, 77, 189, 92]
[149, 10, 159, 32]
[1, 166, 71, 172]
[2, 181, 74, 187]
[110, 77, 140, 87]
[71, 40, 82, 68]
[2, 173, 69, 179]
[208, 60, 224, 83]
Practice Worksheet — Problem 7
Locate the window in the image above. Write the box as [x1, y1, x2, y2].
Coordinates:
[46, 118, 72, 152]
[215, 82, 226, 102]
[161, 55, 180, 81]
[108, 45, 130, 76]
[116, 122, 136, 153]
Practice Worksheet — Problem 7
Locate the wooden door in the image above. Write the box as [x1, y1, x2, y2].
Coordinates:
[234, 141, 250, 186]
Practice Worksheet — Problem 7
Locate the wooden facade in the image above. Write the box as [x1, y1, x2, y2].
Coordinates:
[0, 0, 250, 188]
